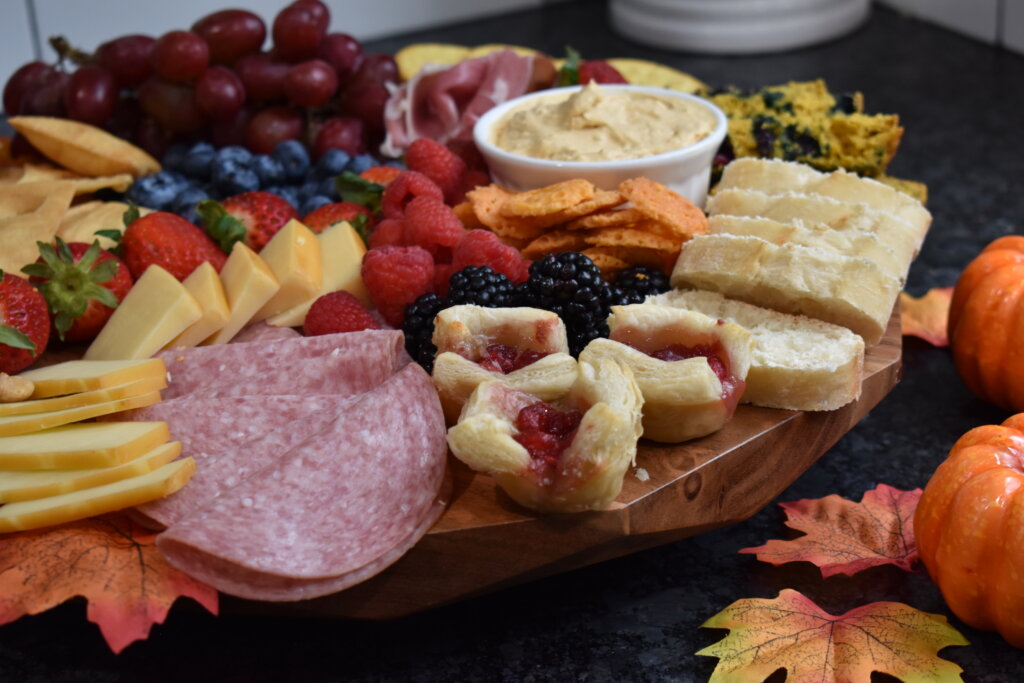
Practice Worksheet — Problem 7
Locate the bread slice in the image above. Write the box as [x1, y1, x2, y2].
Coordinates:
[716, 158, 931, 242]
[669, 233, 900, 344]
[646, 289, 864, 411]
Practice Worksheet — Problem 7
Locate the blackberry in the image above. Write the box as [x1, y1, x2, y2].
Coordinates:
[402, 293, 447, 372]
[519, 252, 614, 355]
[446, 266, 515, 307]
[613, 266, 671, 304]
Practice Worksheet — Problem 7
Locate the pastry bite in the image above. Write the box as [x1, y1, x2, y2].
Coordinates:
[579, 304, 752, 443]
[447, 358, 643, 513]
[431, 305, 577, 423]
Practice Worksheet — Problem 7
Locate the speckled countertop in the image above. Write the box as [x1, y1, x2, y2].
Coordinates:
[3, 3, 1024, 681]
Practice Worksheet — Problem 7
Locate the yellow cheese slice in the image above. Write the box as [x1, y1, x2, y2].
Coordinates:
[0, 391, 161, 438]
[85, 265, 203, 361]
[0, 375, 166, 417]
[252, 219, 322, 321]
[0, 457, 195, 533]
[0, 441, 181, 503]
[165, 262, 231, 349]
[204, 242, 279, 345]
[19, 358, 166, 399]
[266, 220, 369, 328]
[0, 421, 169, 470]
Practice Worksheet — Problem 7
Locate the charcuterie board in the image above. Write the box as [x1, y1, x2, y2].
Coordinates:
[233, 305, 901, 619]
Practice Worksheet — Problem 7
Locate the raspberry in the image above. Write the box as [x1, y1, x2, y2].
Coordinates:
[403, 196, 465, 260]
[380, 170, 443, 220]
[433, 263, 455, 298]
[452, 230, 532, 284]
[405, 138, 467, 204]
[368, 218, 406, 249]
[457, 169, 491, 203]
[361, 246, 435, 327]
[303, 291, 380, 336]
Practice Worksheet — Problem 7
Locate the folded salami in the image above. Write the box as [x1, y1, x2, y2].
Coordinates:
[156, 363, 448, 601]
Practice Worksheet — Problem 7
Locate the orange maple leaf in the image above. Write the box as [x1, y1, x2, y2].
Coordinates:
[900, 287, 953, 347]
[698, 590, 968, 682]
[740, 484, 921, 578]
[0, 513, 218, 653]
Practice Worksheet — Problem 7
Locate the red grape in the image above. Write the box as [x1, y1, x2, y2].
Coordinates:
[195, 66, 246, 120]
[316, 33, 364, 81]
[210, 106, 252, 148]
[235, 52, 289, 101]
[96, 35, 156, 87]
[133, 116, 173, 158]
[351, 53, 398, 85]
[3, 61, 55, 114]
[272, 0, 329, 62]
[152, 31, 210, 83]
[338, 54, 399, 138]
[245, 106, 303, 153]
[284, 59, 337, 107]
[104, 97, 143, 139]
[21, 70, 70, 117]
[313, 116, 366, 158]
[192, 9, 266, 65]
[63, 66, 118, 125]
[138, 77, 205, 132]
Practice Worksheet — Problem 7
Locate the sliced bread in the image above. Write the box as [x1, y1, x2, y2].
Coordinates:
[646, 289, 864, 411]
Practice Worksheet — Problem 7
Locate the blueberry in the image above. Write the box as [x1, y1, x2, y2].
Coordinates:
[126, 171, 182, 210]
[314, 149, 350, 178]
[272, 140, 310, 181]
[216, 145, 252, 166]
[317, 177, 338, 199]
[171, 186, 210, 224]
[297, 179, 320, 202]
[251, 155, 286, 186]
[213, 159, 260, 195]
[301, 195, 333, 216]
[162, 144, 189, 172]
[266, 185, 301, 209]
[384, 159, 406, 169]
[346, 153, 376, 174]
[182, 142, 216, 180]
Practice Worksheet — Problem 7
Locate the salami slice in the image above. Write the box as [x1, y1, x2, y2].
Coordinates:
[157, 363, 448, 601]
[158, 329, 404, 400]
[231, 321, 302, 344]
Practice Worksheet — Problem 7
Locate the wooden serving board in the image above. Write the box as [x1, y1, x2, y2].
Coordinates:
[238, 308, 902, 620]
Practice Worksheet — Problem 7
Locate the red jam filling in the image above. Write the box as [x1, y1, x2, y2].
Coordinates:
[512, 401, 583, 473]
[477, 344, 550, 374]
[630, 340, 746, 417]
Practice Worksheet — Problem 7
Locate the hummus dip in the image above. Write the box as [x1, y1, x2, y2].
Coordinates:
[492, 82, 718, 162]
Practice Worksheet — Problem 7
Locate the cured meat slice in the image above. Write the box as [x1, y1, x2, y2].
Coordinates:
[158, 329, 404, 400]
[157, 363, 448, 601]
[231, 321, 301, 344]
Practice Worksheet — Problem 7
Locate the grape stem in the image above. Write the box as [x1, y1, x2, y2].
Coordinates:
[48, 36, 93, 67]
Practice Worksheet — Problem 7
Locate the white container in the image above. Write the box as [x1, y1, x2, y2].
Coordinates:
[472, 85, 728, 207]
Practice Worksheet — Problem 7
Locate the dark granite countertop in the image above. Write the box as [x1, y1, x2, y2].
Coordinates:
[3, 3, 1023, 681]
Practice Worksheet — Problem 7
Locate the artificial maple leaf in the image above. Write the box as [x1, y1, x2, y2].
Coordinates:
[740, 484, 921, 578]
[0, 513, 218, 653]
[698, 589, 968, 683]
[900, 287, 953, 347]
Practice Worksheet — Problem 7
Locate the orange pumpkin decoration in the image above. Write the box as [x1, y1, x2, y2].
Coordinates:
[948, 235, 1024, 411]
[915, 413, 1024, 647]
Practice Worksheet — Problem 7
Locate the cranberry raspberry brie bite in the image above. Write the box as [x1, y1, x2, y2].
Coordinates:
[431, 305, 577, 423]
[579, 304, 752, 443]
[447, 358, 643, 513]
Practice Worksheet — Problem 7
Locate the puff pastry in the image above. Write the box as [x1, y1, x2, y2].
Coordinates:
[447, 358, 643, 513]
[579, 304, 753, 443]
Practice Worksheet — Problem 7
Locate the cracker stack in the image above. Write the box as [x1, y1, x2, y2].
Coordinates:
[670, 158, 932, 345]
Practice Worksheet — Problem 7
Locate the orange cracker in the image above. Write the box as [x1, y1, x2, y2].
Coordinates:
[618, 177, 708, 238]
[452, 200, 484, 229]
[510, 188, 627, 232]
[585, 245, 679, 275]
[566, 207, 647, 230]
[582, 227, 680, 252]
[467, 184, 548, 240]
[499, 179, 596, 218]
[581, 248, 630, 276]
[521, 230, 588, 259]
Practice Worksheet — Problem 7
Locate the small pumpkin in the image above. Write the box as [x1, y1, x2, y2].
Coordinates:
[948, 235, 1024, 411]
[915, 413, 1024, 647]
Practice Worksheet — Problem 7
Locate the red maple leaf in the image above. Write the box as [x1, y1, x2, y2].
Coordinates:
[900, 287, 953, 347]
[740, 484, 922, 578]
[0, 513, 218, 653]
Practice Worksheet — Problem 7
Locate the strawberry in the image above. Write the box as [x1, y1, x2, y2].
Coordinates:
[302, 201, 375, 237]
[198, 191, 298, 253]
[405, 138, 468, 204]
[557, 47, 628, 86]
[359, 165, 403, 185]
[121, 211, 228, 281]
[303, 290, 380, 336]
[0, 270, 49, 373]
[21, 239, 133, 343]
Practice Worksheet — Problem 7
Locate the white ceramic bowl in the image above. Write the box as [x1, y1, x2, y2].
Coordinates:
[472, 85, 728, 208]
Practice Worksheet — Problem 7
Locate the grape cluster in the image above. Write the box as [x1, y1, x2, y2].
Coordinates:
[2, 0, 398, 160]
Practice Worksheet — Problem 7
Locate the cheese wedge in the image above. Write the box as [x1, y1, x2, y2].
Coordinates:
[85, 265, 203, 360]
[19, 358, 166, 399]
[165, 262, 231, 349]
[0, 422, 169, 470]
[0, 375, 166, 417]
[266, 220, 369, 328]
[0, 441, 181, 503]
[252, 219, 322, 321]
[0, 391, 161, 438]
[0, 457, 195, 533]
[205, 242, 280, 344]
